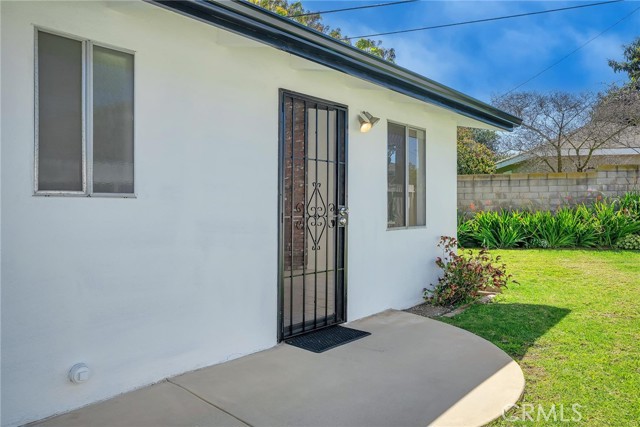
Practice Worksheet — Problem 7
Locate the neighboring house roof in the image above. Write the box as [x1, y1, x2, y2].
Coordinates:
[497, 147, 640, 171]
[496, 128, 640, 171]
[149, 0, 522, 131]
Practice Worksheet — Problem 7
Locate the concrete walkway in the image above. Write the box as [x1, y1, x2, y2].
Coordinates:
[33, 310, 524, 427]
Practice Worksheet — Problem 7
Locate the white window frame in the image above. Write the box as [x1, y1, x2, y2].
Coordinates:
[34, 27, 136, 198]
[387, 120, 427, 230]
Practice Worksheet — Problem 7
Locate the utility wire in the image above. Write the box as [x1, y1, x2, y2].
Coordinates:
[501, 4, 640, 97]
[343, 0, 623, 40]
[291, 0, 418, 18]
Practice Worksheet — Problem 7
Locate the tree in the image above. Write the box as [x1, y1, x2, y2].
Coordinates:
[354, 39, 396, 63]
[608, 36, 640, 85]
[248, 0, 396, 62]
[594, 83, 640, 127]
[493, 89, 639, 172]
[469, 128, 500, 152]
[457, 127, 496, 174]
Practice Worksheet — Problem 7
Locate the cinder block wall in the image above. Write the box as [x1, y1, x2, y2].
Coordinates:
[458, 165, 640, 214]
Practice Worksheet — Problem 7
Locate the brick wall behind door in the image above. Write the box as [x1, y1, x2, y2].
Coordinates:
[284, 99, 307, 271]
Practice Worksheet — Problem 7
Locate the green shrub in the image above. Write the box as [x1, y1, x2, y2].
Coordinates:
[614, 234, 640, 250]
[425, 236, 514, 306]
[574, 204, 599, 248]
[457, 193, 640, 249]
[472, 210, 526, 249]
[528, 209, 578, 248]
[457, 129, 496, 175]
[457, 215, 478, 248]
[592, 200, 640, 247]
[618, 192, 640, 220]
[526, 238, 550, 249]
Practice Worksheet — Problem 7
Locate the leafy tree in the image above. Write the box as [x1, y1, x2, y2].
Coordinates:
[469, 128, 500, 152]
[354, 38, 396, 63]
[249, 0, 325, 30]
[248, 0, 396, 62]
[457, 127, 496, 175]
[608, 36, 640, 85]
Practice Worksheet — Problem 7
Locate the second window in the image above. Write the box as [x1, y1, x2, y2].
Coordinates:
[387, 122, 426, 228]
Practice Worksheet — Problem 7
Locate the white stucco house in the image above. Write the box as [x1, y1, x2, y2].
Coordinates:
[0, 1, 521, 425]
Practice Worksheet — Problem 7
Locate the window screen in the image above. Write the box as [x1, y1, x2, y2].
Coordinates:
[92, 45, 134, 194]
[387, 123, 406, 227]
[37, 31, 84, 191]
[408, 129, 426, 226]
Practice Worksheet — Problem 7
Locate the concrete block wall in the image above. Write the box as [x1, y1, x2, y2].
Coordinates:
[458, 165, 640, 214]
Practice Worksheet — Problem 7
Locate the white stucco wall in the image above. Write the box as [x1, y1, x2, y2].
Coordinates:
[1, 2, 460, 425]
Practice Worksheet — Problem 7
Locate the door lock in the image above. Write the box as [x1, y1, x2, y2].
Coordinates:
[338, 206, 349, 226]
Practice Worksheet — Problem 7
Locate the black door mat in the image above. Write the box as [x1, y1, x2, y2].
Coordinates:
[285, 325, 371, 353]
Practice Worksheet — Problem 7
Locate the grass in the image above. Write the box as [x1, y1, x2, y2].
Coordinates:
[438, 250, 640, 426]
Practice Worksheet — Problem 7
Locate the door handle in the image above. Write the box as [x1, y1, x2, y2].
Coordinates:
[338, 207, 348, 226]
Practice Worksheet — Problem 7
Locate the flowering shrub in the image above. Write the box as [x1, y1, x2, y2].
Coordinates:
[615, 234, 640, 250]
[424, 236, 514, 306]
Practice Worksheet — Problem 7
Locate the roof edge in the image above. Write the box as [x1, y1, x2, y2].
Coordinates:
[148, 0, 522, 131]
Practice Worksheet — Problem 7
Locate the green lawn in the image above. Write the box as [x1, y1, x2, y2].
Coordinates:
[439, 250, 640, 426]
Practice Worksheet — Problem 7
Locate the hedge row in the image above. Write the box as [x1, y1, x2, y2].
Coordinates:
[458, 192, 640, 249]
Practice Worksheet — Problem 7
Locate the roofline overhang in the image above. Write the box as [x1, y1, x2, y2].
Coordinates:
[148, 0, 522, 131]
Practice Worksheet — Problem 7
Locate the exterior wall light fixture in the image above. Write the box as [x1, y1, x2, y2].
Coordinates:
[358, 111, 379, 133]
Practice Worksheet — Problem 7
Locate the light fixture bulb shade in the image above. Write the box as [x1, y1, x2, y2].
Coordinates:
[358, 111, 379, 133]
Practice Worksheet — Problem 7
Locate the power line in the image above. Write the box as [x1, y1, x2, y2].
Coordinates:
[343, 0, 623, 40]
[291, 0, 418, 18]
[501, 4, 640, 97]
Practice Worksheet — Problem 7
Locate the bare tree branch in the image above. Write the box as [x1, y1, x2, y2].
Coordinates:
[492, 88, 640, 173]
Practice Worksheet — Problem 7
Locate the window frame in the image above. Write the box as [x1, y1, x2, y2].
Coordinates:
[34, 27, 136, 198]
[386, 120, 427, 230]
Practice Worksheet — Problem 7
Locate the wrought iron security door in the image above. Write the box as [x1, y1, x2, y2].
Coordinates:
[279, 90, 348, 340]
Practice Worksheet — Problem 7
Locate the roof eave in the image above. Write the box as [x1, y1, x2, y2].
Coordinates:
[148, 0, 522, 131]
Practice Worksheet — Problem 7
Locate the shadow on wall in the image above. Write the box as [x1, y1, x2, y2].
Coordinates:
[441, 303, 571, 360]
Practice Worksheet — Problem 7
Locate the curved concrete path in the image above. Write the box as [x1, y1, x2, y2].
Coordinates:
[33, 310, 524, 427]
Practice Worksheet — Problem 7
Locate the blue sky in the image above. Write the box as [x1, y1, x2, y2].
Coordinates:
[301, 1, 640, 102]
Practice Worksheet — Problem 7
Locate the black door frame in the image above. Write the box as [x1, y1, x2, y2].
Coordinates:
[277, 89, 349, 342]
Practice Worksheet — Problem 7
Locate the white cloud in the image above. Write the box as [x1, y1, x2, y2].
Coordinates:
[392, 35, 471, 83]
[575, 33, 624, 84]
